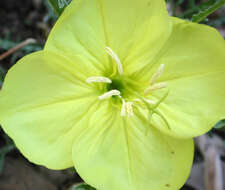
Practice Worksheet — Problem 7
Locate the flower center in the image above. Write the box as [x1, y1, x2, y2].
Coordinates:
[86, 47, 167, 118]
[106, 79, 124, 93]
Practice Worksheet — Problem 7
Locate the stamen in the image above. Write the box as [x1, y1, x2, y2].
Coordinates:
[105, 47, 123, 75]
[133, 99, 142, 103]
[133, 98, 155, 105]
[144, 99, 156, 105]
[120, 100, 134, 117]
[99, 89, 121, 100]
[144, 82, 167, 95]
[120, 99, 127, 116]
[86, 76, 112, 84]
[149, 64, 165, 85]
[126, 102, 134, 117]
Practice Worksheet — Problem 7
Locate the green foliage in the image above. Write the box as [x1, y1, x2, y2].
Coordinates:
[48, 0, 72, 15]
[167, 0, 225, 23]
[214, 119, 225, 131]
[43, 0, 58, 23]
[72, 183, 96, 190]
[192, 0, 225, 23]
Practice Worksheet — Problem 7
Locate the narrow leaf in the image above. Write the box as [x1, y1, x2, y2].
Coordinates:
[214, 119, 225, 129]
[192, 0, 225, 23]
[48, 0, 72, 15]
[72, 183, 96, 190]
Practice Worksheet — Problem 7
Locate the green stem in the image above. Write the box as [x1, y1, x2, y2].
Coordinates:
[192, 0, 225, 23]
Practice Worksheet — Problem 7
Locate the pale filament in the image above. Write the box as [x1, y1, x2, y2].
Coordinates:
[144, 82, 167, 95]
[144, 64, 167, 95]
[149, 64, 165, 85]
[86, 76, 112, 84]
[105, 47, 123, 75]
[133, 98, 155, 105]
[120, 99, 127, 116]
[98, 89, 121, 100]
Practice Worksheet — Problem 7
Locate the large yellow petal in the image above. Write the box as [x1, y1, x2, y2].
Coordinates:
[45, 0, 171, 76]
[142, 18, 225, 138]
[72, 103, 194, 190]
[0, 51, 97, 169]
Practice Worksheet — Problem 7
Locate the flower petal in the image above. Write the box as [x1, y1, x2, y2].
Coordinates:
[145, 18, 225, 138]
[0, 51, 97, 169]
[72, 103, 194, 190]
[45, 0, 171, 75]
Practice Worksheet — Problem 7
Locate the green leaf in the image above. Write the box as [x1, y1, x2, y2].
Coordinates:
[192, 0, 225, 23]
[72, 183, 96, 190]
[48, 0, 72, 15]
[214, 119, 225, 129]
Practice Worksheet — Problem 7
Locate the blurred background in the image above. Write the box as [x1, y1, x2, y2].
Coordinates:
[0, 0, 224, 190]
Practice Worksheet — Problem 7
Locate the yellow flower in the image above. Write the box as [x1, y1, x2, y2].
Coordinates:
[0, 0, 224, 190]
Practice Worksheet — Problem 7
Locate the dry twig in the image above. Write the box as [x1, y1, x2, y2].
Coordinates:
[0, 38, 36, 61]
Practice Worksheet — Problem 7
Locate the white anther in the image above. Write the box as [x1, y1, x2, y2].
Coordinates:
[120, 100, 134, 117]
[99, 90, 121, 100]
[144, 82, 167, 94]
[105, 47, 123, 75]
[86, 76, 112, 84]
[120, 99, 127, 116]
[149, 64, 165, 85]
[126, 102, 134, 117]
